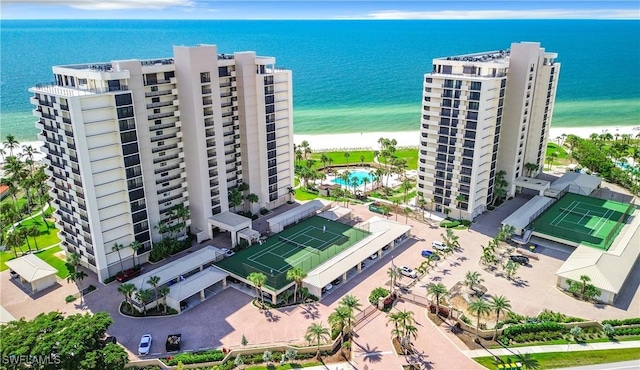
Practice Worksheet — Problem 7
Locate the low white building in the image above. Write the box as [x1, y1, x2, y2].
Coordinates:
[6, 254, 58, 293]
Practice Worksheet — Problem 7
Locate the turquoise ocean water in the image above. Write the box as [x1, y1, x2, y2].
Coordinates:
[1, 20, 639, 141]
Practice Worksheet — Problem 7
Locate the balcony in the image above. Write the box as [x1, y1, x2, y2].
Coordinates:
[147, 101, 174, 109]
[144, 89, 173, 98]
[148, 111, 176, 120]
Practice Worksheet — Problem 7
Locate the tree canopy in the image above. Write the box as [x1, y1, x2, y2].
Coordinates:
[0, 311, 128, 370]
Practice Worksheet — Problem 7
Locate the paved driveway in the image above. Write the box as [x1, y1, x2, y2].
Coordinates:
[2, 194, 639, 368]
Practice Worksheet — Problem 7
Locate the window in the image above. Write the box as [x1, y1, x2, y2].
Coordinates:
[469, 92, 481, 101]
[116, 106, 134, 119]
[470, 81, 482, 91]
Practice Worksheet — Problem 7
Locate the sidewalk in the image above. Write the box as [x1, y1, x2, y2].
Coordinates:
[462, 340, 640, 358]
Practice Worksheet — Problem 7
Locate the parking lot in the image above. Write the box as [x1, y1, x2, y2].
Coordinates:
[2, 191, 639, 368]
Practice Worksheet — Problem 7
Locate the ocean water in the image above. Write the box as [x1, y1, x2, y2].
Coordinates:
[1, 20, 639, 141]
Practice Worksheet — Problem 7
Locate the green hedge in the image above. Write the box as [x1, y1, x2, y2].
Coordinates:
[439, 220, 460, 228]
[502, 322, 565, 339]
[614, 327, 640, 336]
[166, 350, 225, 365]
[602, 318, 640, 326]
[368, 287, 389, 305]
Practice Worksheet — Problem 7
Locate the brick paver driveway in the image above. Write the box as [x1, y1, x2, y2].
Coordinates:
[2, 190, 639, 368]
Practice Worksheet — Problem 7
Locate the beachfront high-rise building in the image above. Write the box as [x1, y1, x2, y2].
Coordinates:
[417, 42, 560, 220]
[29, 45, 294, 281]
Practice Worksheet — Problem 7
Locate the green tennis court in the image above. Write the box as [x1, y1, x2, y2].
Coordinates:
[215, 216, 370, 290]
[529, 193, 634, 250]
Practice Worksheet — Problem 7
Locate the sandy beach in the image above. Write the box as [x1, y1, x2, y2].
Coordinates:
[294, 125, 640, 152]
[2, 125, 639, 165]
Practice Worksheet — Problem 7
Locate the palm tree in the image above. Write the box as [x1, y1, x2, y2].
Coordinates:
[343, 151, 350, 167]
[468, 298, 492, 342]
[111, 243, 126, 273]
[503, 260, 519, 280]
[579, 275, 591, 299]
[339, 294, 362, 336]
[286, 267, 307, 303]
[328, 305, 352, 346]
[362, 177, 370, 194]
[147, 275, 161, 306]
[464, 271, 484, 294]
[387, 266, 400, 292]
[516, 353, 540, 370]
[247, 272, 267, 306]
[247, 193, 259, 213]
[426, 283, 448, 316]
[26, 224, 41, 251]
[305, 322, 330, 359]
[3, 134, 20, 157]
[129, 240, 142, 267]
[320, 153, 329, 169]
[172, 204, 190, 237]
[401, 179, 413, 203]
[118, 283, 136, 312]
[455, 194, 467, 220]
[490, 295, 512, 340]
[5, 230, 24, 258]
[228, 188, 243, 212]
[136, 289, 153, 314]
[403, 207, 412, 223]
[0, 148, 5, 162]
[67, 269, 88, 302]
[392, 199, 400, 221]
[66, 252, 81, 271]
[158, 286, 170, 314]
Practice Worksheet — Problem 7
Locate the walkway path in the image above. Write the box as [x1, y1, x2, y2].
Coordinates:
[462, 340, 640, 358]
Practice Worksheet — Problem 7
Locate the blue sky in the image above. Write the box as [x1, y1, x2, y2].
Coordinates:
[2, 1, 639, 20]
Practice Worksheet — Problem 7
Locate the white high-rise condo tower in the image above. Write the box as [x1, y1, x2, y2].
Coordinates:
[30, 45, 294, 281]
[417, 42, 560, 220]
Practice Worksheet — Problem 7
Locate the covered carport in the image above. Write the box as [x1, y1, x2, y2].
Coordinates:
[165, 267, 229, 312]
[303, 216, 412, 298]
[513, 177, 550, 196]
[267, 199, 331, 234]
[6, 254, 58, 293]
[501, 195, 555, 237]
[207, 212, 253, 247]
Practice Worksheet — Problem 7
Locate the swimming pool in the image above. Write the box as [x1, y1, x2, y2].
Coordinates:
[332, 170, 373, 186]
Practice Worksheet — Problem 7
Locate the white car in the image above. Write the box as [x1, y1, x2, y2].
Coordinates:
[432, 241, 447, 251]
[399, 266, 417, 278]
[323, 283, 333, 292]
[220, 248, 235, 257]
[369, 253, 378, 260]
[138, 334, 152, 355]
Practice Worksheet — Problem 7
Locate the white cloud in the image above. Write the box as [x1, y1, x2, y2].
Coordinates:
[5, 0, 195, 11]
[348, 9, 640, 20]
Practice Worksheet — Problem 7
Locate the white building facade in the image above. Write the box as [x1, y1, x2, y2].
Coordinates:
[29, 45, 294, 281]
[417, 42, 560, 220]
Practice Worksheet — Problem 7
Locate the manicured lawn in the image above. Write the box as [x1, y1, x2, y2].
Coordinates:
[309, 149, 418, 170]
[474, 348, 640, 369]
[294, 189, 320, 201]
[1, 216, 60, 271]
[33, 246, 69, 278]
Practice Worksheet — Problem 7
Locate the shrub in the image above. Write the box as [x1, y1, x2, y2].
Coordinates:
[368, 287, 390, 305]
[502, 322, 565, 340]
[460, 314, 472, 325]
[602, 318, 640, 326]
[103, 275, 117, 284]
[65, 295, 77, 303]
[460, 220, 472, 227]
[260, 207, 270, 215]
[614, 327, 640, 336]
[439, 220, 460, 228]
[165, 350, 225, 365]
[537, 309, 586, 323]
[428, 304, 449, 318]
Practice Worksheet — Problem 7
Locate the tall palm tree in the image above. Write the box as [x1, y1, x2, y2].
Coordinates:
[5, 230, 24, 258]
[426, 283, 448, 316]
[287, 186, 296, 203]
[490, 295, 512, 341]
[247, 272, 267, 306]
[579, 275, 592, 299]
[305, 322, 330, 359]
[173, 204, 190, 237]
[343, 151, 350, 167]
[3, 134, 20, 157]
[118, 283, 136, 312]
[468, 298, 492, 342]
[147, 275, 161, 305]
[129, 240, 142, 267]
[339, 294, 362, 335]
[362, 177, 370, 194]
[328, 305, 352, 346]
[26, 224, 41, 251]
[136, 289, 153, 314]
[158, 286, 170, 314]
[403, 324, 419, 350]
[247, 193, 259, 213]
[387, 266, 400, 293]
[67, 269, 88, 302]
[286, 267, 306, 303]
[320, 153, 329, 168]
[455, 194, 467, 220]
[111, 243, 126, 273]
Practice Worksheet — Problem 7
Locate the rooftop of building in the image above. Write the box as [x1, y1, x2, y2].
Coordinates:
[435, 49, 510, 63]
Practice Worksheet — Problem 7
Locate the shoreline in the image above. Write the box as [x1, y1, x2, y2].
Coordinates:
[2, 126, 639, 162]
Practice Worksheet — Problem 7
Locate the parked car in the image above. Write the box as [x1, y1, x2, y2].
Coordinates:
[431, 241, 447, 251]
[138, 334, 152, 355]
[322, 283, 333, 292]
[369, 253, 378, 260]
[220, 248, 235, 257]
[509, 255, 530, 265]
[399, 266, 417, 278]
[166, 334, 182, 352]
[116, 268, 141, 282]
[421, 250, 440, 260]
[331, 278, 342, 286]
[9, 270, 18, 279]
